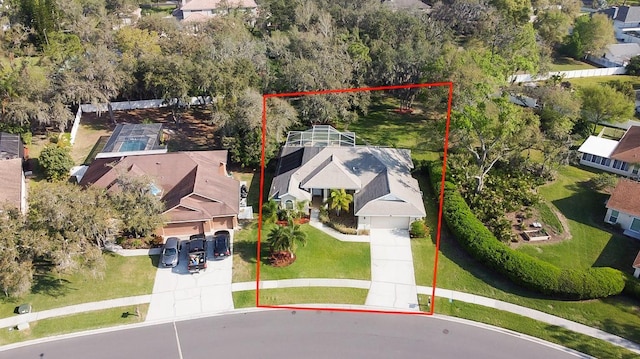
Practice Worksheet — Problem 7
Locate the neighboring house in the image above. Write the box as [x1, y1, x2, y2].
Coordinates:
[80, 151, 240, 238]
[269, 126, 426, 230]
[588, 43, 640, 67]
[97, 123, 167, 159]
[605, 179, 640, 240]
[600, 6, 640, 44]
[174, 0, 258, 23]
[0, 132, 27, 214]
[577, 126, 640, 176]
[381, 0, 431, 12]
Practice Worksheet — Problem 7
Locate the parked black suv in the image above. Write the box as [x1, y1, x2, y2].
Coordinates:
[213, 230, 231, 259]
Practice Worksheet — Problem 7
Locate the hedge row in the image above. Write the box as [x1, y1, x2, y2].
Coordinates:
[428, 162, 626, 299]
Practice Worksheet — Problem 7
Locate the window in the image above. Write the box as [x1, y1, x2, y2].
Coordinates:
[631, 218, 640, 232]
[285, 200, 294, 210]
[613, 159, 623, 169]
[591, 155, 600, 163]
[583, 153, 593, 162]
[599, 157, 608, 166]
[603, 158, 611, 167]
[622, 162, 630, 171]
[633, 167, 639, 175]
[609, 210, 619, 223]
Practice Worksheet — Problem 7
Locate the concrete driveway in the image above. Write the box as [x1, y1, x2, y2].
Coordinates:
[146, 232, 234, 321]
[365, 229, 419, 310]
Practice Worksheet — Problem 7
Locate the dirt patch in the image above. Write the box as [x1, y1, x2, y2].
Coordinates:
[507, 207, 572, 248]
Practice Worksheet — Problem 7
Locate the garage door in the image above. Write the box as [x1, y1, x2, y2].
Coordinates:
[370, 216, 410, 229]
[162, 222, 204, 237]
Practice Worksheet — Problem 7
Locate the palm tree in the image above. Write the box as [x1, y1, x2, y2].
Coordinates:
[267, 220, 307, 258]
[329, 189, 353, 216]
[261, 199, 279, 223]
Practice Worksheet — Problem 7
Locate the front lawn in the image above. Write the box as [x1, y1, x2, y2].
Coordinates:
[0, 254, 157, 319]
[427, 297, 639, 359]
[518, 165, 640, 271]
[0, 304, 149, 345]
[232, 222, 370, 283]
[233, 288, 368, 308]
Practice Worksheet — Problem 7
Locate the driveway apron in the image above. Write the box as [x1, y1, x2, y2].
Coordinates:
[365, 229, 419, 310]
[146, 234, 234, 321]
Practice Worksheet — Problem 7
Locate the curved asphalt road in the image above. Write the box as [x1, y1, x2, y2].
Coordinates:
[0, 310, 585, 359]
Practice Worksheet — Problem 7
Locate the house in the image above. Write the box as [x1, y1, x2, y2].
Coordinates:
[604, 179, 640, 239]
[381, 0, 431, 12]
[174, 0, 258, 23]
[600, 6, 640, 44]
[577, 126, 640, 176]
[588, 43, 640, 67]
[79, 151, 240, 238]
[269, 126, 426, 230]
[0, 133, 27, 214]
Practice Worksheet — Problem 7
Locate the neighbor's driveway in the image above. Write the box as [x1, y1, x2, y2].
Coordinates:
[146, 233, 234, 322]
[365, 229, 419, 310]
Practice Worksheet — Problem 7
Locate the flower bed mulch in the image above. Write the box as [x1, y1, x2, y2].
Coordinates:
[269, 251, 296, 267]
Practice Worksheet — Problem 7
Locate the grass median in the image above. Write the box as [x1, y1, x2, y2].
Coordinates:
[0, 304, 149, 345]
[233, 288, 369, 308]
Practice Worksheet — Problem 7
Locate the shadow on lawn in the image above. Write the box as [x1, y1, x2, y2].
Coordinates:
[30, 273, 71, 298]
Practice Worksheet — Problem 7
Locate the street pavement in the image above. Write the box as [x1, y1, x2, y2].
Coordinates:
[365, 229, 419, 310]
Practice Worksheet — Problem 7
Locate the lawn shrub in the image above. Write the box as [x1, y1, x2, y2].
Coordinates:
[427, 162, 626, 299]
[410, 220, 429, 238]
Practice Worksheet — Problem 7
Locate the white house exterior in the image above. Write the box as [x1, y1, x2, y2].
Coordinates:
[269, 126, 426, 230]
[175, 0, 258, 22]
[601, 6, 640, 44]
[577, 126, 640, 176]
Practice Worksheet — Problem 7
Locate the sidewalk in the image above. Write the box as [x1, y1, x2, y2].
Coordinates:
[1, 282, 639, 354]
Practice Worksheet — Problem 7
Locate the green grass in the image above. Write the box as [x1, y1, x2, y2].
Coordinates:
[411, 166, 640, 344]
[233, 288, 368, 308]
[518, 166, 640, 271]
[567, 75, 640, 89]
[0, 304, 149, 345]
[344, 96, 443, 161]
[232, 222, 370, 283]
[424, 296, 640, 359]
[535, 201, 563, 234]
[549, 57, 597, 71]
[0, 254, 157, 318]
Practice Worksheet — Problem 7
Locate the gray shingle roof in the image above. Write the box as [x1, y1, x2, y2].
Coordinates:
[614, 6, 640, 23]
[0, 132, 23, 160]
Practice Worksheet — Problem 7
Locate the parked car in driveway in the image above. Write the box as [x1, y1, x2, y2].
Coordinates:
[213, 230, 231, 259]
[188, 234, 208, 273]
[161, 237, 180, 268]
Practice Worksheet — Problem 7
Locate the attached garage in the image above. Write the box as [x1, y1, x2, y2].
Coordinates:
[369, 216, 410, 229]
[162, 222, 204, 237]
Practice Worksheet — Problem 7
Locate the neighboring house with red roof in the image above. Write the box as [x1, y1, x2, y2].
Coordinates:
[605, 179, 640, 239]
[80, 151, 240, 238]
[577, 126, 640, 177]
[0, 133, 27, 214]
[174, 0, 258, 23]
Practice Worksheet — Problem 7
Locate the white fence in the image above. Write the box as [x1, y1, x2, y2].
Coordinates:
[509, 67, 628, 83]
[69, 96, 213, 145]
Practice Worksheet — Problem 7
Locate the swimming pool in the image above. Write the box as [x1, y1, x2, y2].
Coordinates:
[119, 139, 147, 152]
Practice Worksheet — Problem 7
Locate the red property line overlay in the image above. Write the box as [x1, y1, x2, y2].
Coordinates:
[258, 82, 453, 316]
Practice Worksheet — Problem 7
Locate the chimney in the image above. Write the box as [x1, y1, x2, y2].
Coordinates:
[219, 162, 228, 176]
